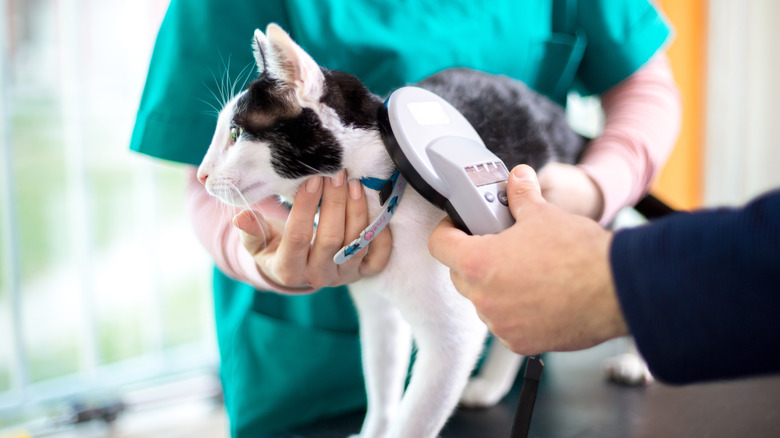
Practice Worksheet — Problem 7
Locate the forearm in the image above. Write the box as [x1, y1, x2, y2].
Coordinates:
[578, 54, 682, 225]
[184, 166, 291, 292]
[611, 190, 780, 384]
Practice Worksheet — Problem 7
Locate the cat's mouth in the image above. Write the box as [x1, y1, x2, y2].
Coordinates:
[237, 181, 269, 203]
[207, 180, 267, 207]
[241, 181, 266, 194]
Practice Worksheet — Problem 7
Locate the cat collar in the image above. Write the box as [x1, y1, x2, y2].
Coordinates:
[333, 169, 405, 264]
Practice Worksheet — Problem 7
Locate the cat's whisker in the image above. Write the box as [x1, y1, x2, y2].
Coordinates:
[232, 62, 255, 98]
[203, 54, 256, 116]
[217, 201, 244, 247]
[211, 196, 233, 231]
[293, 159, 325, 177]
[199, 98, 222, 118]
[206, 67, 222, 97]
[217, 76, 227, 109]
[203, 83, 223, 107]
[219, 54, 233, 107]
[208, 63, 230, 109]
[228, 182, 268, 250]
[202, 73, 228, 116]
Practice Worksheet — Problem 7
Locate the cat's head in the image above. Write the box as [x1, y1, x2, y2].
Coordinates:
[197, 24, 383, 206]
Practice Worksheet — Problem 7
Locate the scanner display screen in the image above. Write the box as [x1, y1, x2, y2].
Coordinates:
[465, 161, 509, 187]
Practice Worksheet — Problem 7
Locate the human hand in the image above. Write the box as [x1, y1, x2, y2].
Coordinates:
[428, 164, 628, 355]
[538, 162, 604, 220]
[233, 171, 392, 292]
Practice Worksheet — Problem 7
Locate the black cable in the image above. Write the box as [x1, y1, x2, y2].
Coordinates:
[510, 354, 544, 438]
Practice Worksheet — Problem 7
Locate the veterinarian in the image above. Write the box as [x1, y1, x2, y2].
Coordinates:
[130, 0, 679, 435]
[429, 164, 780, 384]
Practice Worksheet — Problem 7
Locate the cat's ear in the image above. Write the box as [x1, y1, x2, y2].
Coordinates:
[252, 28, 273, 77]
[264, 23, 325, 108]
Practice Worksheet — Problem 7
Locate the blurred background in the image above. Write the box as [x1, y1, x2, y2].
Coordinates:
[0, 0, 778, 437]
[1, 0, 221, 436]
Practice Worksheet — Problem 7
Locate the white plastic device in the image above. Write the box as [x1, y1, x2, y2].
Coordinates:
[380, 87, 515, 235]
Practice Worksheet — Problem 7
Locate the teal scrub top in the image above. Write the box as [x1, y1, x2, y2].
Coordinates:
[130, 0, 671, 435]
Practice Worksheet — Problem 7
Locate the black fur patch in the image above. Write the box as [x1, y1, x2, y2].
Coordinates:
[321, 69, 382, 130]
[233, 76, 342, 179]
[253, 108, 343, 179]
[233, 76, 296, 131]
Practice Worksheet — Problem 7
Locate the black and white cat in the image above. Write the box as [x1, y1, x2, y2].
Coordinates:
[198, 24, 585, 438]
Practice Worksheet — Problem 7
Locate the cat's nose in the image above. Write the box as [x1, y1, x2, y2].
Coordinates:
[197, 171, 208, 185]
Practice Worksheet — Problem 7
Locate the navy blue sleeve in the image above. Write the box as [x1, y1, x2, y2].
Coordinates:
[610, 190, 780, 384]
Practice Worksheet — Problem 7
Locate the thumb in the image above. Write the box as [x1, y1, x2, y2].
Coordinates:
[507, 164, 546, 220]
[233, 209, 270, 255]
[428, 216, 470, 270]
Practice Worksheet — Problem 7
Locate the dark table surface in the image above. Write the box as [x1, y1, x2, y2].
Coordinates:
[272, 338, 780, 437]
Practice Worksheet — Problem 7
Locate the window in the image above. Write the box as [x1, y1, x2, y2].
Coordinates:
[1, 0, 217, 427]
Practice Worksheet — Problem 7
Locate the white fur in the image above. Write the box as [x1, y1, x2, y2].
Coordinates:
[320, 104, 395, 181]
[603, 338, 654, 386]
[460, 341, 525, 408]
[198, 24, 522, 438]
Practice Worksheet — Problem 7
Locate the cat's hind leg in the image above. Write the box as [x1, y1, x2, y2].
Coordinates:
[460, 338, 523, 408]
[349, 284, 412, 438]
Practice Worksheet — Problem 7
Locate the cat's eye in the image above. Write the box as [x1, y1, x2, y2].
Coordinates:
[230, 125, 244, 143]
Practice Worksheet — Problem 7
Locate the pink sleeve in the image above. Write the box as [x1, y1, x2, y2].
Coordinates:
[184, 166, 304, 293]
[577, 54, 682, 225]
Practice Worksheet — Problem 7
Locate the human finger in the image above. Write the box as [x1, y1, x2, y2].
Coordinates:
[343, 178, 369, 250]
[233, 209, 271, 256]
[506, 164, 546, 220]
[359, 226, 392, 277]
[306, 170, 349, 286]
[274, 176, 323, 284]
[427, 216, 470, 271]
[314, 170, 349, 251]
[334, 178, 371, 280]
[447, 266, 475, 301]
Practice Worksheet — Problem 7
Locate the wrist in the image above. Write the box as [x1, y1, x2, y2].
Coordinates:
[537, 162, 605, 219]
[599, 232, 629, 340]
[254, 263, 317, 294]
[580, 167, 605, 220]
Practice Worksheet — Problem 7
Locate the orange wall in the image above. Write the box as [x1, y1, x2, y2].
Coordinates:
[652, 0, 708, 210]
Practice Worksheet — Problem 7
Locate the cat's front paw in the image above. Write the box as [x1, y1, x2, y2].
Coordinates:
[459, 377, 507, 408]
[603, 353, 654, 386]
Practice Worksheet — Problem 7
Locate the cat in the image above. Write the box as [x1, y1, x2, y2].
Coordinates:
[197, 24, 585, 438]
